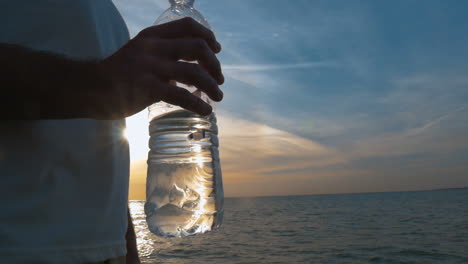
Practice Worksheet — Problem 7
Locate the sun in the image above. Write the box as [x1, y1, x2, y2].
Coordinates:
[122, 128, 130, 141]
[125, 111, 151, 161]
[122, 128, 128, 140]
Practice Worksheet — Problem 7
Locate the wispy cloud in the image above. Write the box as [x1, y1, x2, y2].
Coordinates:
[406, 104, 468, 136]
[218, 113, 346, 176]
[345, 107, 468, 160]
[223, 61, 337, 71]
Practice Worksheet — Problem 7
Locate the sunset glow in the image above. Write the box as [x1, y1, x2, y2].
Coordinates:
[115, 0, 468, 199]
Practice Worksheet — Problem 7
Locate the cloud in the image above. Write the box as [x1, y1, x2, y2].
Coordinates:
[218, 112, 346, 177]
[223, 61, 338, 72]
[344, 105, 468, 160]
[405, 104, 468, 136]
[129, 113, 347, 198]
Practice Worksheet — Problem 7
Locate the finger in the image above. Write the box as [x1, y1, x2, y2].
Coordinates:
[155, 38, 223, 84]
[135, 73, 163, 106]
[139, 17, 221, 53]
[161, 61, 223, 102]
[157, 82, 213, 116]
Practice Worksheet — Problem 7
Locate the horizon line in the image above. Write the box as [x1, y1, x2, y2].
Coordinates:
[129, 186, 468, 201]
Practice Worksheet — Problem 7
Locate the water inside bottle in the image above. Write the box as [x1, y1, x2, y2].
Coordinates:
[145, 110, 224, 237]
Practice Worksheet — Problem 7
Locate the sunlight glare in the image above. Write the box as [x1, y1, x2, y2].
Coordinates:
[122, 128, 128, 140]
[126, 111, 150, 161]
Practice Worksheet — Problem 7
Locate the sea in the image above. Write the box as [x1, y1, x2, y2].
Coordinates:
[129, 189, 468, 264]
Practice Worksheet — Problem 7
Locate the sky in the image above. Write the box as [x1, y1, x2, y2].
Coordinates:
[113, 0, 468, 199]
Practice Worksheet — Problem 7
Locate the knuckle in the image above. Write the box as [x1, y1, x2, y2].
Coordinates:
[138, 27, 152, 38]
[137, 29, 146, 38]
[182, 17, 196, 27]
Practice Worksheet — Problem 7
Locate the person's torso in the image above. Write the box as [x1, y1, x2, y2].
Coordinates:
[0, 1, 131, 263]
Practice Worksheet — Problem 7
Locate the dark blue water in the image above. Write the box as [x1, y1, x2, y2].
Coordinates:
[130, 189, 468, 264]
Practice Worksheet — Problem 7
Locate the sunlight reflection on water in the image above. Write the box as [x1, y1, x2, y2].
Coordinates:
[130, 190, 468, 264]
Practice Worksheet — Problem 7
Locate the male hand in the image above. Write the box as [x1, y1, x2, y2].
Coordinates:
[98, 17, 224, 118]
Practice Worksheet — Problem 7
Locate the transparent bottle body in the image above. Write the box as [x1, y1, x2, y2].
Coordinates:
[145, 1, 224, 237]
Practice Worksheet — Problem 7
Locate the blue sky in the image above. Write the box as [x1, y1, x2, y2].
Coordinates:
[114, 0, 468, 198]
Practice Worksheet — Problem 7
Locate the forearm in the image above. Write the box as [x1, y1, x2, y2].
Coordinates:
[0, 43, 110, 120]
[126, 208, 140, 263]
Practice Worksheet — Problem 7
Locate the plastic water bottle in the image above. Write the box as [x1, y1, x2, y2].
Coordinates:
[145, 0, 224, 237]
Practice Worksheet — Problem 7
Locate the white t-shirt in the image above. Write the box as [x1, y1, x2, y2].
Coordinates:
[0, 1, 131, 263]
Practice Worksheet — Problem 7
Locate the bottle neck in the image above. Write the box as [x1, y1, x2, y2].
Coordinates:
[169, 0, 194, 7]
